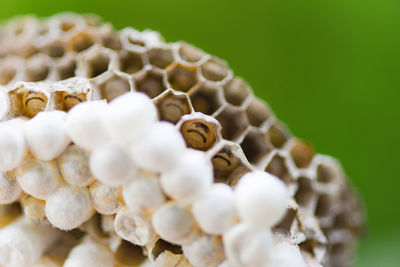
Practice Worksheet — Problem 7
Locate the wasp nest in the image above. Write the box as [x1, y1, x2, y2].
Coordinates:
[0, 13, 364, 267]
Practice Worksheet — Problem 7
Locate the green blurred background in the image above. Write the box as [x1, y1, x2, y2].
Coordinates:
[0, 0, 399, 266]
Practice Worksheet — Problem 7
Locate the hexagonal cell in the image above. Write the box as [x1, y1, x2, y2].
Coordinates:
[166, 63, 198, 92]
[273, 208, 297, 234]
[245, 98, 272, 127]
[36, 22, 50, 36]
[226, 165, 251, 186]
[82, 14, 102, 27]
[56, 56, 77, 80]
[240, 130, 274, 164]
[0, 202, 22, 228]
[25, 56, 50, 82]
[84, 51, 111, 78]
[299, 239, 318, 256]
[266, 122, 291, 148]
[115, 240, 147, 266]
[83, 213, 109, 238]
[180, 118, 218, 151]
[223, 77, 252, 106]
[316, 164, 336, 183]
[98, 75, 131, 102]
[55, 91, 87, 112]
[127, 34, 145, 47]
[134, 70, 167, 98]
[10, 23, 25, 36]
[100, 28, 122, 50]
[216, 107, 249, 141]
[22, 46, 40, 59]
[315, 194, 334, 217]
[147, 47, 174, 69]
[212, 146, 243, 182]
[294, 177, 314, 206]
[200, 58, 229, 82]
[265, 154, 292, 184]
[328, 243, 347, 267]
[0, 61, 17, 85]
[290, 140, 314, 169]
[151, 239, 183, 260]
[189, 84, 223, 115]
[8, 90, 48, 118]
[334, 209, 361, 234]
[68, 31, 95, 52]
[44, 228, 85, 259]
[156, 91, 191, 124]
[212, 145, 250, 186]
[59, 19, 77, 32]
[178, 42, 206, 63]
[118, 50, 144, 74]
[41, 40, 65, 58]
[333, 188, 364, 235]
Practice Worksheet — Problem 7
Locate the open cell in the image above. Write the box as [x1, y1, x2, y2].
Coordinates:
[294, 177, 314, 206]
[101, 31, 122, 50]
[178, 42, 206, 63]
[290, 140, 314, 169]
[315, 194, 334, 217]
[273, 208, 297, 234]
[156, 91, 191, 124]
[189, 85, 223, 115]
[147, 48, 174, 69]
[245, 98, 272, 127]
[25, 56, 50, 82]
[119, 50, 144, 74]
[115, 240, 147, 266]
[60, 20, 76, 32]
[57, 57, 77, 80]
[216, 107, 249, 141]
[240, 130, 273, 164]
[0, 63, 17, 85]
[299, 239, 318, 256]
[152, 239, 183, 260]
[200, 58, 229, 82]
[98, 75, 131, 102]
[317, 164, 336, 183]
[167, 64, 198, 92]
[127, 35, 145, 47]
[265, 155, 292, 184]
[134, 70, 167, 98]
[223, 77, 252, 106]
[69, 31, 95, 52]
[267, 122, 291, 148]
[84, 51, 111, 78]
[42, 40, 65, 58]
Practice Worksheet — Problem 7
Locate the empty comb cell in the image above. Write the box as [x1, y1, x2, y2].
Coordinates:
[167, 63, 198, 92]
[156, 91, 191, 124]
[97, 74, 131, 101]
[290, 139, 315, 169]
[118, 50, 144, 74]
[189, 84, 223, 115]
[68, 31, 95, 52]
[134, 69, 167, 98]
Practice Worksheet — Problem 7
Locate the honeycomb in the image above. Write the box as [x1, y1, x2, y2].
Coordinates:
[0, 13, 364, 267]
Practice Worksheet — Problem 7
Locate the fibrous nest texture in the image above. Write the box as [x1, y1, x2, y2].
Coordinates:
[0, 13, 364, 267]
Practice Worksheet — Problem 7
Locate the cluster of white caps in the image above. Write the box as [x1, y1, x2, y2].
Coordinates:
[0, 91, 308, 267]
